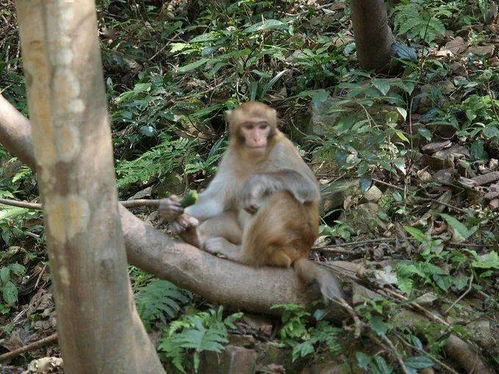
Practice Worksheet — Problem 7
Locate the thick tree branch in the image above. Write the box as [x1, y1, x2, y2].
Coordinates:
[0, 94, 35, 166]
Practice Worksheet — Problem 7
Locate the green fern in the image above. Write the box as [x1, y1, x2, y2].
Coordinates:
[116, 136, 198, 189]
[135, 279, 191, 330]
[394, 3, 446, 44]
[158, 307, 243, 373]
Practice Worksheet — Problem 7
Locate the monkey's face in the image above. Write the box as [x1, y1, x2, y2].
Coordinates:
[239, 120, 273, 156]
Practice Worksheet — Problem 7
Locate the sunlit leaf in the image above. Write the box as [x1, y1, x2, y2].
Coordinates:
[372, 79, 391, 95]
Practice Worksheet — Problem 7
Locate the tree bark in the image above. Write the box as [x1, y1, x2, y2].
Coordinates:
[350, 0, 395, 72]
[14, 1, 164, 373]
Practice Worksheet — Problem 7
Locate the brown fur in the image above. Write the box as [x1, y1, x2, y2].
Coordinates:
[161, 102, 343, 301]
[240, 191, 319, 267]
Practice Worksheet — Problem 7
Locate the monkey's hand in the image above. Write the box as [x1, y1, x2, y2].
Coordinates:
[159, 195, 184, 223]
[241, 185, 265, 214]
[240, 175, 270, 214]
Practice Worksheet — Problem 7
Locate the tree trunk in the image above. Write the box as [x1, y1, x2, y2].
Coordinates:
[14, 1, 164, 373]
[350, 0, 395, 72]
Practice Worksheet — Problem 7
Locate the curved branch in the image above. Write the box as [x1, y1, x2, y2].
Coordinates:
[121, 206, 313, 313]
[0, 94, 35, 167]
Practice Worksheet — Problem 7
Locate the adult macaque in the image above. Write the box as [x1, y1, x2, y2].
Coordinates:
[160, 102, 342, 301]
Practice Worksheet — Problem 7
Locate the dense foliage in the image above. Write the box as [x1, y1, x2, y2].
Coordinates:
[1, 0, 498, 372]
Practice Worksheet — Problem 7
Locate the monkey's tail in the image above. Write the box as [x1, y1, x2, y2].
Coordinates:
[293, 258, 344, 302]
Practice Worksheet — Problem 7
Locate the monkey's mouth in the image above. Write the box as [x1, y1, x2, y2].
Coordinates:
[247, 145, 266, 149]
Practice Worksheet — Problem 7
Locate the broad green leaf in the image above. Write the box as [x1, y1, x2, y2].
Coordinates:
[0, 267, 10, 284]
[177, 58, 211, 73]
[370, 315, 389, 337]
[2, 281, 18, 305]
[356, 352, 371, 369]
[372, 356, 393, 374]
[170, 43, 189, 53]
[396, 107, 408, 120]
[405, 356, 433, 369]
[134, 83, 151, 92]
[404, 226, 427, 243]
[139, 125, 155, 137]
[244, 19, 287, 33]
[483, 125, 499, 138]
[418, 127, 432, 141]
[0, 207, 29, 221]
[394, 159, 407, 174]
[470, 140, 487, 160]
[372, 79, 391, 95]
[397, 276, 414, 293]
[452, 276, 469, 290]
[359, 177, 373, 192]
[298, 89, 329, 106]
[471, 251, 499, 269]
[9, 263, 26, 276]
[292, 341, 314, 361]
[190, 31, 221, 43]
[395, 130, 410, 143]
[440, 214, 476, 242]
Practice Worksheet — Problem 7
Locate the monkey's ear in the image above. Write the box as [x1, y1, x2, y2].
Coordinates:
[225, 110, 235, 129]
[270, 108, 279, 128]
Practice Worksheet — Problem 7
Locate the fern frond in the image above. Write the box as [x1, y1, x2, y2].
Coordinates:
[135, 279, 191, 329]
[158, 306, 243, 372]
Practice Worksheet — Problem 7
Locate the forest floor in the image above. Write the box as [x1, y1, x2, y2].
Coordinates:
[0, 0, 498, 373]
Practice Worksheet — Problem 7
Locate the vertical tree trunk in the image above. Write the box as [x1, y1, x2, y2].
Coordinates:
[14, 1, 164, 373]
[350, 0, 395, 72]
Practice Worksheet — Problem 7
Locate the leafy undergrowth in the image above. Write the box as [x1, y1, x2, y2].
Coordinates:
[1, 0, 498, 373]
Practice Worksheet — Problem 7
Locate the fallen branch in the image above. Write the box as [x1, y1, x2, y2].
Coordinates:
[0, 333, 58, 362]
[471, 171, 499, 186]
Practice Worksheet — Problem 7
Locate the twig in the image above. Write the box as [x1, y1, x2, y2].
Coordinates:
[25, 231, 40, 240]
[332, 297, 363, 338]
[368, 333, 410, 374]
[312, 247, 354, 254]
[0, 198, 41, 209]
[0, 333, 58, 362]
[444, 273, 474, 315]
[119, 199, 161, 208]
[34, 263, 47, 289]
[380, 334, 411, 374]
[417, 197, 468, 213]
[315, 238, 398, 249]
[372, 178, 405, 191]
[382, 287, 449, 327]
[316, 238, 493, 251]
[0, 197, 162, 210]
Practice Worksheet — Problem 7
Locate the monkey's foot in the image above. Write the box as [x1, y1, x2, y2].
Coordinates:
[170, 213, 199, 234]
[203, 237, 241, 261]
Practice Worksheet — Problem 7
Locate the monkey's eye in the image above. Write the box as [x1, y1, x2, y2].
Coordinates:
[258, 122, 268, 129]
